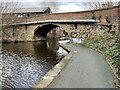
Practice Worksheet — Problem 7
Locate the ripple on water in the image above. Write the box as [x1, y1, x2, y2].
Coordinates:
[1, 46, 68, 88]
[1, 50, 52, 88]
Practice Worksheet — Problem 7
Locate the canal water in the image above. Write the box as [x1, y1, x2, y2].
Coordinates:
[1, 39, 68, 88]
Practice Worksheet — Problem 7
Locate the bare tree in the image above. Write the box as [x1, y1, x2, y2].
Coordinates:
[0, 0, 19, 42]
[39, 0, 60, 13]
[118, 2, 120, 44]
[0, 0, 19, 25]
[0, 0, 19, 14]
[82, 0, 119, 10]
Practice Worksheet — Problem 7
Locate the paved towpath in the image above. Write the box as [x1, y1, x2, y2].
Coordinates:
[48, 43, 117, 88]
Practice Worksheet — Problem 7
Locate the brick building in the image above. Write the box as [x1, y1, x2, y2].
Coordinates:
[2, 6, 119, 25]
[2, 7, 51, 18]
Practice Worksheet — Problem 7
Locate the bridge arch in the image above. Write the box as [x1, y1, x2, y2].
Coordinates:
[34, 24, 67, 40]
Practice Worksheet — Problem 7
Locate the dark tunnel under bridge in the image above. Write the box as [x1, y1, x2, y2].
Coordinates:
[34, 24, 68, 41]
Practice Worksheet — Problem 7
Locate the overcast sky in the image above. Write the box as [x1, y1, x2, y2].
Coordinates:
[1, 0, 90, 13]
[19, 1, 87, 13]
[1, 0, 120, 13]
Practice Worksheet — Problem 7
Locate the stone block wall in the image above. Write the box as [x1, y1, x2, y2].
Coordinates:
[70, 24, 118, 40]
[2, 22, 119, 42]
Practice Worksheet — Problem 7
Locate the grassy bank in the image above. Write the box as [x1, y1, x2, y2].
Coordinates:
[80, 33, 120, 86]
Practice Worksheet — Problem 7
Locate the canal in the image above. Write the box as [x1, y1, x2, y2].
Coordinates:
[1, 39, 68, 88]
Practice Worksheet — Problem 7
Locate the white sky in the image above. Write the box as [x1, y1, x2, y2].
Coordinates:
[2, 0, 119, 2]
[1, 0, 120, 13]
[58, 3, 84, 13]
[17, 0, 88, 13]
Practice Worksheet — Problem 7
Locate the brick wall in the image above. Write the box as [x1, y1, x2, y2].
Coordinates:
[2, 6, 119, 25]
[27, 6, 119, 24]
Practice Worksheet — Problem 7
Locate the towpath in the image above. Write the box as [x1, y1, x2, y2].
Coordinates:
[48, 43, 117, 88]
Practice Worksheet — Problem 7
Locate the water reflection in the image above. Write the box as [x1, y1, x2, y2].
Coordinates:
[1, 39, 68, 88]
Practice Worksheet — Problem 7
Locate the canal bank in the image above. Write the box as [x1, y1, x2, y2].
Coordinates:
[33, 43, 118, 88]
[46, 43, 117, 88]
[32, 43, 73, 88]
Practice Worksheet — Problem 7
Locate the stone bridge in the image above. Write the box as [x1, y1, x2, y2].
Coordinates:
[2, 6, 119, 42]
[2, 19, 98, 42]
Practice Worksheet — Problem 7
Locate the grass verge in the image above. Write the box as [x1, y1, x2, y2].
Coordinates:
[80, 33, 120, 87]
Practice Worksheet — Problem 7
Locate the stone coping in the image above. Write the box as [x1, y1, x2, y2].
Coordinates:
[32, 43, 73, 88]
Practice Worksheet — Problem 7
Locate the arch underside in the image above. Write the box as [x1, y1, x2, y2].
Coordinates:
[34, 24, 67, 41]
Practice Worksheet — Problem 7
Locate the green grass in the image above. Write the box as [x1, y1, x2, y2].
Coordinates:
[80, 34, 120, 74]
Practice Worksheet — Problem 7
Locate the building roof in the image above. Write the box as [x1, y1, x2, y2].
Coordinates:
[2, 7, 51, 14]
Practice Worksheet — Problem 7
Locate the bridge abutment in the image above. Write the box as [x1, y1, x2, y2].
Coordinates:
[3, 22, 118, 42]
[2, 23, 74, 42]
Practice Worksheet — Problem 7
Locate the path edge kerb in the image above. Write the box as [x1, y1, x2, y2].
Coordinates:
[32, 43, 73, 88]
